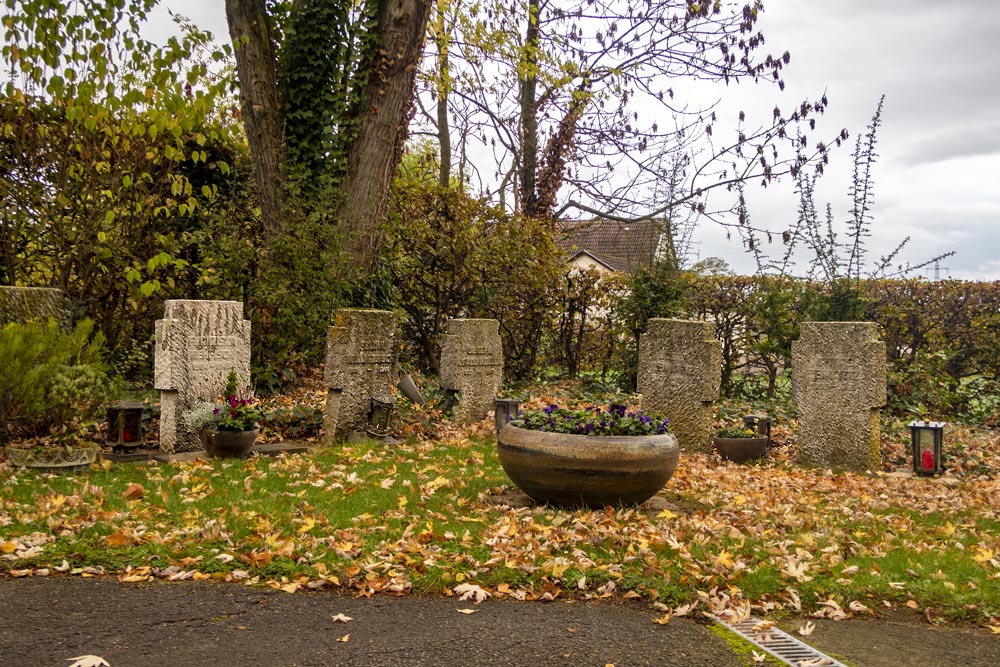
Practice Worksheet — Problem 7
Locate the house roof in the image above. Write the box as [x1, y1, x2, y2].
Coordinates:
[556, 218, 661, 273]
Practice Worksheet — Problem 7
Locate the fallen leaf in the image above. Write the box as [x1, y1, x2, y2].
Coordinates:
[652, 613, 671, 625]
[798, 621, 815, 636]
[906, 600, 919, 609]
[331, 613, 353, 623]
[752, 650, 767, 663]
[122, 483, 144, 500]
[66, 657, 110, 667]
[987, 624, 1000, 634]
[456, 608, 479, 614]
[1, 541, 17, 554]
[336, 634, 350, 643]
[298, 517, 315, 534]
[454, 583, 490, 603]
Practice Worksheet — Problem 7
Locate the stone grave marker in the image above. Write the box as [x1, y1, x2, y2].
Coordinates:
[0, 286, 70, 328]
[638, 319, 721, 452]
[323, 309, 397, 442]
[154, 300, 251, 453]
[792, 321, 886, 472]
[440, 318, 504, 425]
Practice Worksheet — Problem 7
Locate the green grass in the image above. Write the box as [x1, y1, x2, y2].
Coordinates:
[2, 432, 999, 623]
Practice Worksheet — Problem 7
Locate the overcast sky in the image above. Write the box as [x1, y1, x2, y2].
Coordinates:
[154, 1, 1000, 280]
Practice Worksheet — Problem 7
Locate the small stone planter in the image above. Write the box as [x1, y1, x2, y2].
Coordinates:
[204, 428, 259, 459]
[496, 424, 680, 507]
[6, 444, 100, 473]
[712, 436, 770, 463]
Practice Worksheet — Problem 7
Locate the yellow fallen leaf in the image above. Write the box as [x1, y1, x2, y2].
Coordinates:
[714, 551, 735, 569]
[280, 583, 301, 593]
[652, 613, 671, 625]
[298, 517, 315, 534]
[656, 509, 675, 520]
[906, 600, 919, 609]
[1, 541, 17, 554]
[973, 547, 995, 564]
[987, 625, 1000, 634]
[336, 634, 350, 643]
[105, 532, 129, 547]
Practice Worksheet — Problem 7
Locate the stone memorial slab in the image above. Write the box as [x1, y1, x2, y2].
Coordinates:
[638, 319, 721, 452]
[154, 300, 251, 453]
[439, 319, 504, 425]
[0, 287, 70, 328]
[323, 309, 397, 443]
[792, 321, 886, 472]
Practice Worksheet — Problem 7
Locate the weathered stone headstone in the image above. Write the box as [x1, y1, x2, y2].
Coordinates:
[323, 309, 397, 443]
[638, 319, 721, 452]
[792, 322, 886, 472]
[440, 318, 504, 425]
[154, 300, 251, 453]
[0, 287, 70, 328]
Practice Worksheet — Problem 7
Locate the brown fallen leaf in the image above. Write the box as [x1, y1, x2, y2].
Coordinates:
[122, 483, 144, 500]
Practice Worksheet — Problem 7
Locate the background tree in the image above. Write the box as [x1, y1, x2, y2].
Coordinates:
[225, 0, 432, 274]
[417, 0, 844, 229]
[0, 0, 245, 378]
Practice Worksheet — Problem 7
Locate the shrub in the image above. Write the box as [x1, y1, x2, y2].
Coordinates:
[0, 319, 118, 442]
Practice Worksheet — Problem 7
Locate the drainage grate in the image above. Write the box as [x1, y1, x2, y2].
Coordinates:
[715, 616, 852, 667]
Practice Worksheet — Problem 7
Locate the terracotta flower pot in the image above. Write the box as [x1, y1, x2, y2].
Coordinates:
[712, 436, 770, 463]
[205, 428, 259, 459]
[496, 424, 680, 507]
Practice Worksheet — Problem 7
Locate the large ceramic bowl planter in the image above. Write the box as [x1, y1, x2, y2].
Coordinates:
[712, 436, 769, 463]
[496, 424, 680, 507]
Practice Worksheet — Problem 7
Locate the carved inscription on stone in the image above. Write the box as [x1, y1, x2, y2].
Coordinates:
[637, 319, 721, 453]
[792, 322, 886, 472]
[154, 300, 251, 453]
[323, 309, 397, 442]
[440, 319, 504, 425]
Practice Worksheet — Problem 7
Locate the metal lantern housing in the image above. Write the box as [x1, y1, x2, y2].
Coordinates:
[494, 398, 521, 433]
[106, 400, 146, 450]
[909, 420, 945, 476]
[367, 395, 396, 438]
[742, 414, 772, 444]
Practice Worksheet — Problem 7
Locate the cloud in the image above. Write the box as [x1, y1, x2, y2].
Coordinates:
[897, 127, 1000, 166]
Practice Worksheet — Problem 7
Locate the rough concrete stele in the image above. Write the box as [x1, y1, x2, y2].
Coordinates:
[439, 318, 504, 425]
[0, 286, 70, 328]
[637, 319, 722, 453]
[154, 300, 251, 453]
[792, 321, 886, 472]
[323, 309, 397, 443]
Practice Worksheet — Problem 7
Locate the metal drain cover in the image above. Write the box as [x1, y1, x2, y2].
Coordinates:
[715, 616, 852, 667]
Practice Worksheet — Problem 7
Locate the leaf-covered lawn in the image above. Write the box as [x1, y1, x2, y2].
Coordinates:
[2, 416, 999, 629]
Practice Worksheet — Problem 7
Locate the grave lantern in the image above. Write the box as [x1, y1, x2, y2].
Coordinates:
[742, 414, 772, 444]
[367, 395, 396, 438]
[494, 398, 521, 433]
[106, 400, 146, 450]
[909, 420, 945, 476]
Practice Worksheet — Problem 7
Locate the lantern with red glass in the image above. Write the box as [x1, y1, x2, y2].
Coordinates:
[106, 400, 146, 451]
[909, 420, 944, 476]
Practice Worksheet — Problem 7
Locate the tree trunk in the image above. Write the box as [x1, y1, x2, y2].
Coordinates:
[434, 4, 452, 187]
[225, 0, 285, 242]
[518, 0, 540, 217]
[339, 0, 432, 274]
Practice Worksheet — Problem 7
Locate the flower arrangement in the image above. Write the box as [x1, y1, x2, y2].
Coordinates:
[509, 403, 670, 436]
[714, 425, 759, 439]
[183, 369, 262, 433]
